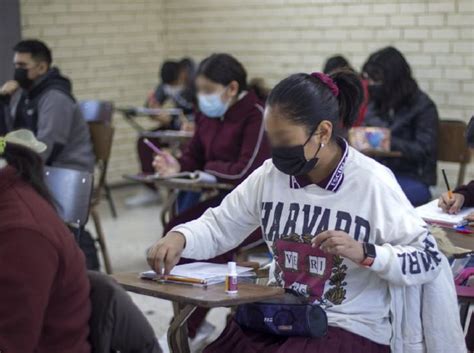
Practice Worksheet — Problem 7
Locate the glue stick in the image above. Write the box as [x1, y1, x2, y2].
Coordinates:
[225, 261, 238, 294]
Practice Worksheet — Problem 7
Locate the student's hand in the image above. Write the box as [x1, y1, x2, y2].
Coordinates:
[152, 152, 180, 176]
[312, 230, 365, 264]
[147, 232, 186, 275]
[181, 121, 195, 133]
[0, 80, 19, 95]
[438, 192, 465, 214]
[464, 212, 474, 223]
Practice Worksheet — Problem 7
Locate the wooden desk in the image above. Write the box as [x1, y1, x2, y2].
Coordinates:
[112, 272, 284, 353]
[140, 130, 193, 144]
[361, 149, 403, 158]
[123, 173, 234, 224]
[445, 228, 474, 251]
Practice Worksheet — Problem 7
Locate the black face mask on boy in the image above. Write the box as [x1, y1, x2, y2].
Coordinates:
[272, 128, 323, 176]
[14, 68, 34, 90]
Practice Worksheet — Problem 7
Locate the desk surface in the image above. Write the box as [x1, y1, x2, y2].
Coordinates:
[361, 149, 403, 158]
[445, 228, 474, 251]
[140, 130, 193, 142]
[123, 173, 234, 192]
[112, 272, 285, 308]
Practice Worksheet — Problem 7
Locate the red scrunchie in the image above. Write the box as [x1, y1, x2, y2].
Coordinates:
[311, 72, 339, 97]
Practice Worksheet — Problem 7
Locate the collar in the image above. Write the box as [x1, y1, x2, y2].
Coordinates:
[289, 137, 349, 192]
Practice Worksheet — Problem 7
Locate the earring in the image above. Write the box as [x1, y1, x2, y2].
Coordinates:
[321, 143, 325, 148]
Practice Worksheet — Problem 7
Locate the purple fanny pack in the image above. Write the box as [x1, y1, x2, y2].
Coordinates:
[235, 291, 328, 338]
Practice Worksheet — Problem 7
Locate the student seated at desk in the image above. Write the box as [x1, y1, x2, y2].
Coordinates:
[0, 39, 94, 173]
[129, 59, 197, 207]
[0, 132, 91, 353]
[148, 70, 464, 353]
[362, 47, 439, 207]
[153, 53, 270, 345]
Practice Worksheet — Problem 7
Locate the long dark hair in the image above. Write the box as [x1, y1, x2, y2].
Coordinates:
[2, 142, 54, 206]
[266, 69, 363, 134]
[362, 46, 419, 114]
[198, 53, 248, 93]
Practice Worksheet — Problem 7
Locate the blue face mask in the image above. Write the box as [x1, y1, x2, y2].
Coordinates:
[198, 89, 230, 118]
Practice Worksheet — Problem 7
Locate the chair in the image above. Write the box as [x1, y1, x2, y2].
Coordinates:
[88, 121, 115, 274]
[79, 100, 117, 218]
[438, 120, 471, 187]
[43, 166, 94, 235]
[455, 268, 474, 350]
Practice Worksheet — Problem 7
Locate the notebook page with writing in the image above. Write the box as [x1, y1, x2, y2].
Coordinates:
[415, 199, 474, 226]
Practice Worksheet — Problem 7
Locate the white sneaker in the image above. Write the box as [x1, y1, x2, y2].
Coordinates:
[124, 188, 161, 208]
[156, 320, 216, 353]
[189, 321, 216, 352]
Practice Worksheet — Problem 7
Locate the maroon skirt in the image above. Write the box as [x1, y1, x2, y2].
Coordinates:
[203, 319, 390, 353]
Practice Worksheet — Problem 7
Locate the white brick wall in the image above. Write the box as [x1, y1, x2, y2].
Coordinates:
[19, 0, 166, 183]
[19, 0, 474, 186]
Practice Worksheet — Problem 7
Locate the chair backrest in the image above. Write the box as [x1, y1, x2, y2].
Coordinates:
[88, 122, 115, 163]
[79, 100, 114, 124]
[438, 120, 471, 186]
[44, 166, 94, 227]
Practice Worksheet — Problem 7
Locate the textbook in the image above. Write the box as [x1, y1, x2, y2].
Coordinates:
[415, 199, 474, 227]
[140, 262, 255, 286]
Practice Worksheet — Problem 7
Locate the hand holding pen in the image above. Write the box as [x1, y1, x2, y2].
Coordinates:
[143, 138, 181, 176]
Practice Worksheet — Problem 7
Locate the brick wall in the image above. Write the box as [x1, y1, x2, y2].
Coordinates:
[19, 0, 167, 183]
[19, 0, 474, 186]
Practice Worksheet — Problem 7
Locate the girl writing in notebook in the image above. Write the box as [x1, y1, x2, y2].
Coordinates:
[152, 53, 270, 346]
[147, 69, 461, 352]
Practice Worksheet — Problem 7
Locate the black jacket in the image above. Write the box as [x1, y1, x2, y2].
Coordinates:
[364, 89, 439, 186]
[88, 271, 162, 353]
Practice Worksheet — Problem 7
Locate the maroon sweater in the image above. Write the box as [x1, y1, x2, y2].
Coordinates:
[455, 181, 474, 207]
[0, 166, 91, 353]
[179, 91, 270, 186]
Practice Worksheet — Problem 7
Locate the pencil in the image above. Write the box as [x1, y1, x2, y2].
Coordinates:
[441, 169, 453, 199]
[163, 275, 208, 285]
[143, 138, 172, 164]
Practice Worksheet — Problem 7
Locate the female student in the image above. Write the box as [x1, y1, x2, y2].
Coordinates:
[0, 130, 91, 353]
[153, 53, 270, 344]
[148, 70, 458, 352]
[362, 46, 439, 207]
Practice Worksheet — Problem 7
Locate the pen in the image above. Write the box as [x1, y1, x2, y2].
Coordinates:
[143, 138, 172, 164]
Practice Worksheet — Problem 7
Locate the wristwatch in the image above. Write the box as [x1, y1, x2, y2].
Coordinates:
[360, 243, 376, 267]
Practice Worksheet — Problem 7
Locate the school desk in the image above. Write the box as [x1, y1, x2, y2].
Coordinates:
[445, 227, 474, 251]
[112, 272, 284, 353]
[123, 173, 234, 224]
[361, 149, 403, 158]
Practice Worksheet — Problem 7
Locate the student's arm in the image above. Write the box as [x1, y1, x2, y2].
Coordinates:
[0, 230, 58, 353]
[36, 91, 75, 164]
[454, 181, 474, 208]
[370, 197, 443, 286]
[178, 115, 206, 172]
[204, 109, 267, 185]
[390, 99, 438, 161]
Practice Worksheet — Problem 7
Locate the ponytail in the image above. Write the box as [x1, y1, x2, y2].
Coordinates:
[2, 142, 55, 206]
[330, 69, 363, 129]
[248, 77, 270, 101]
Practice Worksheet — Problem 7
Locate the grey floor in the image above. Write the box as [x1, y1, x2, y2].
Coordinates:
[89, 185, 230, 350]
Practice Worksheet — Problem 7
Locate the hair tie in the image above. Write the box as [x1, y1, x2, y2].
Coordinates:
[0, 138, 6, 155]
[311, 72, 339, 97]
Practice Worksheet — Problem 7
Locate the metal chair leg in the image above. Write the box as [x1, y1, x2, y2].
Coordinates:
[104, 183, 118, 218]
[91, 207, 113, 274]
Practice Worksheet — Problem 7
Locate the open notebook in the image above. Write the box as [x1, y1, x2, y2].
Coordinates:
[415, 199, 474, 227]
[141, 262, 255, 286]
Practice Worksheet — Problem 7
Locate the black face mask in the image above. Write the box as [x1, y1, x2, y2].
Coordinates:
[368, 84, 384, 102]
[272, 131, 323, 176]
[14, 68, 34, 90]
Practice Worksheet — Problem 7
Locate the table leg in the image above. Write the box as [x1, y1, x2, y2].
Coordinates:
[167, 302, 197, 353]
[160, 189, 179, 225]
